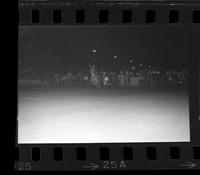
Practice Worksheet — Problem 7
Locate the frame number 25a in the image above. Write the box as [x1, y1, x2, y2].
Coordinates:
[103, 161, 126, 169]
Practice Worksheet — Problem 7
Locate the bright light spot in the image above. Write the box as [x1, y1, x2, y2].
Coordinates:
[92, 49, 96, 53]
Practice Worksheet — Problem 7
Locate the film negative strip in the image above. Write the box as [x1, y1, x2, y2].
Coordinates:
[15, 0, 200, 171]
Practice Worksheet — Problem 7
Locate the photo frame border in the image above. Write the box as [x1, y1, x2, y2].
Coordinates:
[15, 0, 200, 171]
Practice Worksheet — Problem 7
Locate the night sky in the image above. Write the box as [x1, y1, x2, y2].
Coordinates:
[19, 25, 197, 73]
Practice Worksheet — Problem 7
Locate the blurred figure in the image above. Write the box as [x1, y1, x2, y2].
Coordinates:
[102, 72, 109, 87]
[118, 70, 125, 87]
[53, 73, 60, 86]
[110, 72, 118, 88]
[89, 65, 101, 88]
[60, 74, 68, 86]
[83, 74, 89, 86]
[67, 72, 72, 85]
[44, 69, 53, 86]
[78, 72, 84, 86]
[124, 71, 129, 87]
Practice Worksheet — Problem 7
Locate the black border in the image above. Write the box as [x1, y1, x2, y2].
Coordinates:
[14, 0, 200, 171]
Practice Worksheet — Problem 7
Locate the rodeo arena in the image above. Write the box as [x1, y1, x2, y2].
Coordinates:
[18, 60, 190, 143]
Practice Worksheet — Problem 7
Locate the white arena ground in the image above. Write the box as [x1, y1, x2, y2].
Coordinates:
[17, 86, 190, 143]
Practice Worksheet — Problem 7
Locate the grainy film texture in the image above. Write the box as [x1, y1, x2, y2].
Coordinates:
[17, 25, 193, 144]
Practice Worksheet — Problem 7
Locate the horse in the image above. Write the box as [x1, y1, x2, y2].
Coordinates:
[90, 72, 101, 88]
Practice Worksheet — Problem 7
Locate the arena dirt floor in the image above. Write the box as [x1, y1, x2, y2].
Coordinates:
[17, 86, 190, 143]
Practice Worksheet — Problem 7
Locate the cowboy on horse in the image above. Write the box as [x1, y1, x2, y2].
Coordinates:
[89, 64, 101, 88]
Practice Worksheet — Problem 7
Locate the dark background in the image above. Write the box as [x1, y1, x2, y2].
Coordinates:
[19, 25, 195, 74]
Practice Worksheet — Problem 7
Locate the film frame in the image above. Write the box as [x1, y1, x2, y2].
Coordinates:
[15, 0, 200, 171]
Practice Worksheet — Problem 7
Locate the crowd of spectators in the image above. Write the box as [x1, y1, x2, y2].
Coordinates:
[18, 63, 188, 88]
[18, 66, 39, 80]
